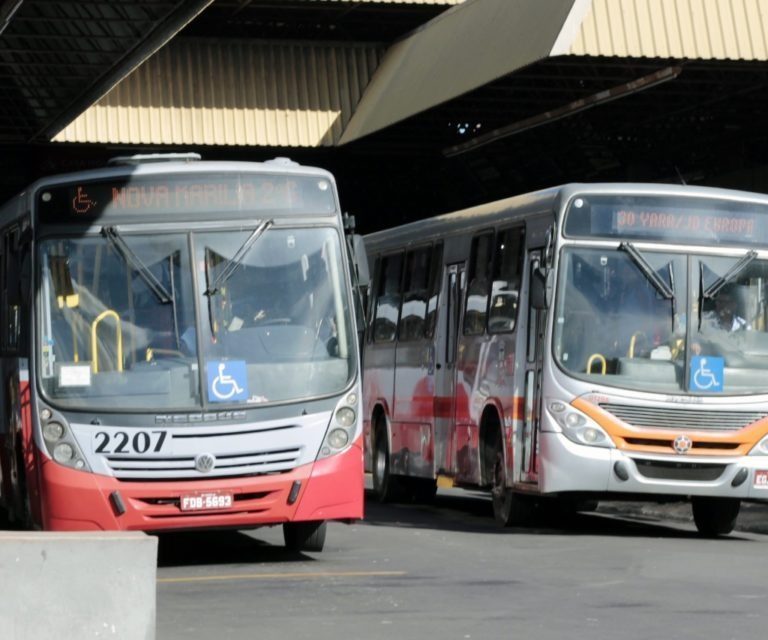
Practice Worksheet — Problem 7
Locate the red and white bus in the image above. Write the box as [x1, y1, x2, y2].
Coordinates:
[363, 183, 768, 536]
[0, 154, 365, 550]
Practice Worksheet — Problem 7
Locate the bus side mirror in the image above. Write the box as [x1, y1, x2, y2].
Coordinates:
[530, 267, 552, 310]
[350, 234, 370, 288]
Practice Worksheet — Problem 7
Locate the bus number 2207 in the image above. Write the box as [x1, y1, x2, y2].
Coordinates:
[93, 430, 169, 454]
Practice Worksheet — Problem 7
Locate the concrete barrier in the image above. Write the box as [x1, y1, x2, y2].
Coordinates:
[0, 531, 157, 640]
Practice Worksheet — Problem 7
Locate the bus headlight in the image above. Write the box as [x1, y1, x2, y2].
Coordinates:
[547, 400, 615, 449]
[43, 421, 65, 442]
[328, 428, 350, 449]
[749, 435, 768, 455]
[53, 443, 75, 463]
[38, 407, 91, 471]
[335, 407, 356, 428]
[318, 388, 361, 459]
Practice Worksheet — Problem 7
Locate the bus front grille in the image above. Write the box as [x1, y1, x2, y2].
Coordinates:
[633, 459, 727, 482]
[599, 403, 768, 431]
[104, 447, 303, 479]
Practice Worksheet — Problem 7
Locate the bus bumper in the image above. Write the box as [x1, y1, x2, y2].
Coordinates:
[538, 432, 768, 500]
[38, 438, 364, 532]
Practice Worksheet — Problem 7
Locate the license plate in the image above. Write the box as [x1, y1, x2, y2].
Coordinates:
[754, 470, 768, 488]
[180, 491, 233, 512]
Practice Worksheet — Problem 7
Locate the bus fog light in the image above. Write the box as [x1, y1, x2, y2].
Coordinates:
[328, 428, 349, 449]
[335, 407, 356, 428]
[43, 421, 65, 442]
[53, 443, 75, 463]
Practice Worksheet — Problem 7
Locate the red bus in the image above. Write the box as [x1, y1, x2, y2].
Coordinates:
[363, 183, 768, 536]
[0, 154, 366, 550]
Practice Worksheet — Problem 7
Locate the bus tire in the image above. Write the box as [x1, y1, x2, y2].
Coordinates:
[9, 443, 32, 529]
[491, 435, 533, 527]
[283, 520, 327, 552]
[372, 418, 402, 503]
[691, 497, 740, 536]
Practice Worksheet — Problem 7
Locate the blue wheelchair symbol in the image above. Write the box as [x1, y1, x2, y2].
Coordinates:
[689, 356, 724, 392]
[207, 360, 248, 402]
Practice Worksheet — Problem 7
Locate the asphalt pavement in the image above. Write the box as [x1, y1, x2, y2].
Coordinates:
[598, 499, 768, 534]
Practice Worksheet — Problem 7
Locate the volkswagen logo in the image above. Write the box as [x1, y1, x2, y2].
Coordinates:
[195, 453, 216, 473]
[673, 435, 692, 454]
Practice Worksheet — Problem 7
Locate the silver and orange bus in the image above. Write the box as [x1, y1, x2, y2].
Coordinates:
[363, 183, 768, 535]
[0, 154, 365, 550]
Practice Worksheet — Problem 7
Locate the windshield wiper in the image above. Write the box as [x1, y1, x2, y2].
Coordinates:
[619, 242, 675, 300]
[697, 249, 757, 330]
[702, 250, 757, 299]
[103, 226, 172, 304]
[204, 219, 273, 297]
[620, 242, 676, 331]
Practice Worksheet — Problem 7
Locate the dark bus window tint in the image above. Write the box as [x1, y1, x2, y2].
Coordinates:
[373, 252, 403, 342]
[489, 227, 524, 333]
[399, 246, 432, 342]
[425, 242, 443, 339]
[464, 232, 493, 335]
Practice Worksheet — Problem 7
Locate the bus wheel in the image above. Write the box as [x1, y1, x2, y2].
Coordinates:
[9, 444, 32, 529]
[283, 520, 327, 552]
[372, 420, 402, 503]
[691, 497, 740, 536]
[491, 439, 533, 527]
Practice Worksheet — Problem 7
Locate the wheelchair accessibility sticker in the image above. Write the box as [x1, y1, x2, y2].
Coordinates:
[207, 360, 248, 402]
[689, 356, 724, 392]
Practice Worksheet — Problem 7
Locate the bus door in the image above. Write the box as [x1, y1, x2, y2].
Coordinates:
[433, 262, 465, 476]
[520, 251, 545, 481]
[392, 245, 439, 478]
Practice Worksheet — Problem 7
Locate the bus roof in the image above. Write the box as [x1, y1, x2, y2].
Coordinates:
[363, 182, 768, 253]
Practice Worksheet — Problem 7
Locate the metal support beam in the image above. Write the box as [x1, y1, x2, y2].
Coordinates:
[35, 0, 215, 141]
[443, 66, 682, 158]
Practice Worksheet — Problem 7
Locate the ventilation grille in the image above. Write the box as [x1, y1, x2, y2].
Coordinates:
[634, 460, 726, 482]
[599, 404, 767, 431]
[105, 447, 302, 480]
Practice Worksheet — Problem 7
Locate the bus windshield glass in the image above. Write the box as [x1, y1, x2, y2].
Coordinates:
[38, 227, 354, 409]
[554, 246, 768, 395]
[195, 226, 354, 405]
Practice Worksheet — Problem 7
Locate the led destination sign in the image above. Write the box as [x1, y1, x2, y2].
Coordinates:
[564, 194, 768, 246]
[38, 172, 336, 223]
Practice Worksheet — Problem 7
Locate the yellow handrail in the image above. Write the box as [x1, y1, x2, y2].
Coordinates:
[91, 310, 123, 373]
[628, 331, 647, 358]
[587, 353, 606, 375]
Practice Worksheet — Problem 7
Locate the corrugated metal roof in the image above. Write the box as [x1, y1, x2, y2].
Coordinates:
[569, 0, 768, 60]
[341, 0, 768, 143]
[54, 38, 382, 147]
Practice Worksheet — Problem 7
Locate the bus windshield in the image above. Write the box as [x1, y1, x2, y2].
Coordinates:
[38, 226, 354, 409]
[554, 246, 768, 395]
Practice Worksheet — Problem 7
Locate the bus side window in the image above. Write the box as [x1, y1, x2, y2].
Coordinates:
[399, 246, 432, 342]
[464, 232, 493, 336]
[372, 252, 404, 343]
[1, 226, 21, 354]
[489, 227, 524, 333]
[425, 242, 443, 339]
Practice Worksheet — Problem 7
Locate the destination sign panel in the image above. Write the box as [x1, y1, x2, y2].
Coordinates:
[564, 194, 768, 246]
[37, 172, 336, 223]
